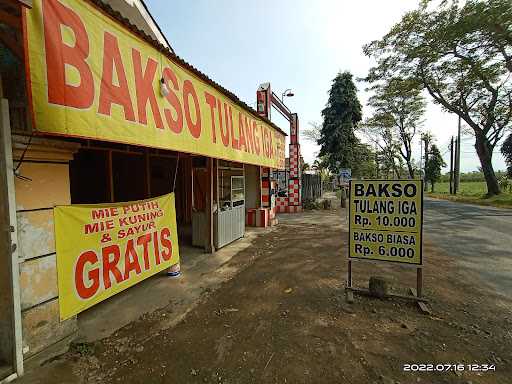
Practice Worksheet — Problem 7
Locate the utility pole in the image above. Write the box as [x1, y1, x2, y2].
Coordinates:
[449, 136, 454, 195]
[421, 133, 432, 192]
[454, 138, 458, 194]
[454, 116, 461, 193]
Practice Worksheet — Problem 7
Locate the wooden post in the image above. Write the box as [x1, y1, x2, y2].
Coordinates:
[416, 267, 423, 298]
[205, 157, 215, 253]
[347, 260, 352, 288]
[144, 151, 151, 198]
[340, 187, 347, 208]
[345, 260, 354, 303]
[107, 150, 114, 203]
[0, 98, 24, 376]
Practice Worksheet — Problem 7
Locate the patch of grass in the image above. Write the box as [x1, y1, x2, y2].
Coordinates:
[428, 181, 512, 208]
[70, 341, 95, 356]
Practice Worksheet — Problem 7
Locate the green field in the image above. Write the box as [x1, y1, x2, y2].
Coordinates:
[428, 181, 512, 208]
[430, 181, 488, 195]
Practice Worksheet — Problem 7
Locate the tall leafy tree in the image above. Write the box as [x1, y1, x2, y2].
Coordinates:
[425, 144, 446, 192]
[502, 133, 512, 177]
[364, 0, 512, 195]
[352, 143, 376, 178]
[366, 78, 426, 178]
[303, 121, 321, 143]
[318, 72, 362, 173]
[363, 114, 402, 178]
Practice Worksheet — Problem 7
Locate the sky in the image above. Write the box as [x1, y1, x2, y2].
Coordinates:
[145, 0, 507, 173]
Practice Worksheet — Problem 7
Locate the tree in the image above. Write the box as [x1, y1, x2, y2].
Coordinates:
[425, 144, 446, 192]
[311, 158, 330, 181]
[502, 133, 512, 177]
[366, 78, 425, 178]
[352, 143, 376, 178]
[364, 0, 512, 196]
[363, 115, 402, 178]
[302, 121, 321, 142]
[318, 72, 362, 173]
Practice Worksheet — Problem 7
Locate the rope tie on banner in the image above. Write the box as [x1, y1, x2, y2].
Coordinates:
[167, 152, 182, 278]
[172, 152, 180, 192]
[14, 132, 34, 181]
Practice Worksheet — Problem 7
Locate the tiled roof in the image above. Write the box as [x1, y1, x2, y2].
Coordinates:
[89, 0, 287, 137]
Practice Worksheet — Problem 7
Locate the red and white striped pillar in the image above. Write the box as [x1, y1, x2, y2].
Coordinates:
[256, 84, 277, 224]
[287, 113, 302, 213]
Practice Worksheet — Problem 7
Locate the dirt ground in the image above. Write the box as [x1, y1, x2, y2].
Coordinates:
[23, 202, 512, 384]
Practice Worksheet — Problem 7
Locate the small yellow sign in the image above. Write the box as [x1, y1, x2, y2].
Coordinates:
[349, 180, 423, 265]
[54, 194, 180, 320]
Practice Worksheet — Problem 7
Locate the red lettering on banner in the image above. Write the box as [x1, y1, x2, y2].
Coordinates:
[153, 231, 161, 265]
[74, 250, 99, 299]
[43, 0, 94, 108]
[261, 127, 267, 157]
[253, 123, 261, 155]
[162, 67, 183, 133]
[268, 129, 274, 159]
[245, 117, 254, 154]
[98, 32, 135, 121]
[183, 80, 201, 138]
[238, 113, 247, 152]
[220, 101, 231, 147]
[40, 1, 284, 167]
[137, 233, 152, 270]
[132, 49, 164, 129]
[123, 239, 142, 279]
[160, 228, 173, 261]
[230, 109, 239, 150]
[102, 245, 123, 289]
[84, 220, 114, 234]
[73, 228, 175, 302]
[204, 92, 217, 143]
[91, 208, 118, 219]
[84, 223, 99, 234]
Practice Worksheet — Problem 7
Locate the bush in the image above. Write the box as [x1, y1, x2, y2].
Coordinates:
[498, 177, 512, 193]
[302, 198, 332, 210]
[302, 198, 320, 210]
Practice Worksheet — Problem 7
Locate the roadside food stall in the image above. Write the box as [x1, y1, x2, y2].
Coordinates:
[0, 0, 287, 376]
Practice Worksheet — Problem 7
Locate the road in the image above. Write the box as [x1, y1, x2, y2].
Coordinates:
[424, 197, 512, 297]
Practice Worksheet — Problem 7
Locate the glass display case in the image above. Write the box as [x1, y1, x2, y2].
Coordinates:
[231, 176, 245, 207]
[215, 162, 245, 248]
[218, 167, 245, 210]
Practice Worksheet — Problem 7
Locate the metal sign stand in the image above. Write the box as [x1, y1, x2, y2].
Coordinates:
[345, 263, 430, 314]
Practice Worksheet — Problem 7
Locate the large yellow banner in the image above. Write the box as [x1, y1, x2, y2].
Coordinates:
[24, 0, 285, 169]
[54, 194, 180, 320]
[349, 180, 423, 265]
